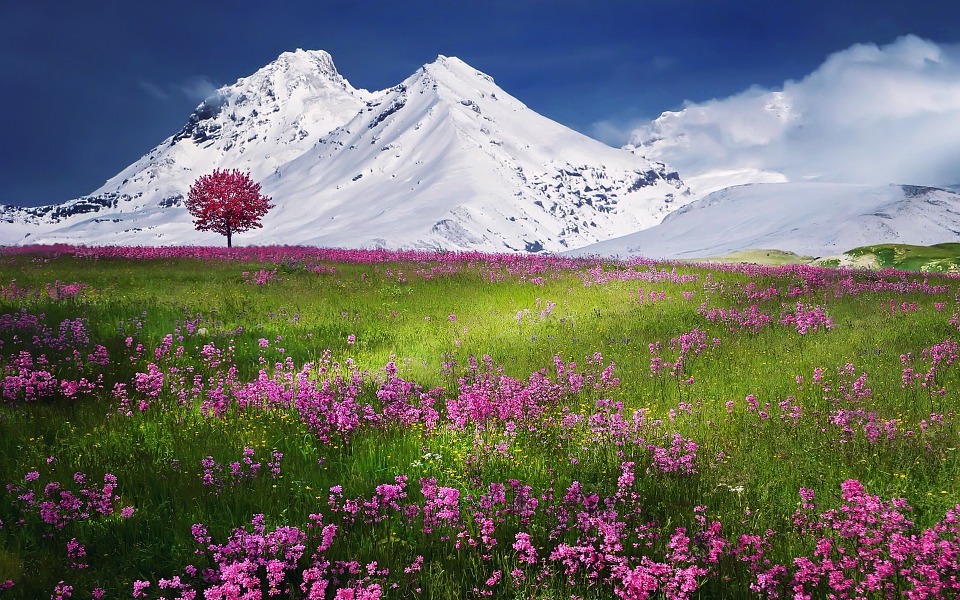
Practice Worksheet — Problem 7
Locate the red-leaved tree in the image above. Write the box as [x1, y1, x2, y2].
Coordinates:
[185, 169, 274, 248]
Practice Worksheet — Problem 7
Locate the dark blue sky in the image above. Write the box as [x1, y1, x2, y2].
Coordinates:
[3, 0, 960, 207]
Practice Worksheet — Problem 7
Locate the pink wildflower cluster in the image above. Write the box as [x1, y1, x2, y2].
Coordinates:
[44, 281, 91, 301]
[779, 301, 833, 334]
[647, 433, 699, 474]
[5, 469, 133, 532]
[693, 261, 952, 298]
[729, 356, 958, 452]
[241, 268, 281, 285]
[130, 473, 960, 599]
[901, 339, 960, 395]
[883, 299, 921, 316]
[698, 302, 774, 333]
[0, 279, 91, 302]
[446, 353, 619, 429]
[6, 244, 607, 285]
[810, 362, 872, 405]
[649, 328, 719, 383]
[0, 279, 30, 300]
[200, 447, 283, 493]
[165, 348, 622, 452]
[630, 288, 668, 305]
[789, 481, 960, 598]
[134, 513, 395, 599]
[583, 264, 699, 287]
[66, 537, 87, 570]
[0, 310, 107, 404]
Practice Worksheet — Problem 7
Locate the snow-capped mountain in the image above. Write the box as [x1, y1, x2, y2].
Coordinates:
[0, 51, 688, 251]
[257, 55, 688, 252]
[568, 182, 960, 259]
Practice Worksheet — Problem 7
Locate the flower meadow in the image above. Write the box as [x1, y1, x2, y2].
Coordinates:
[0, 245, 959, 599]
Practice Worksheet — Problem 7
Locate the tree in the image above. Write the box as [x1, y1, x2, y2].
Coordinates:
[185, 169, 274, 248]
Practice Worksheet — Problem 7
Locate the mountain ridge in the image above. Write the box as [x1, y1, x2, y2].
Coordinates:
[0, 51, 688, 251]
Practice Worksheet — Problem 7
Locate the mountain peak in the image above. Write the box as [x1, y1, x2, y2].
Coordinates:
[404, 55, 504, 109]
[169, 48, 363, 149]
[238, 48, 351, 95]
[422, 54, 495, 84]
[430, 54, 466, 67]
[268, 48, 341, 80]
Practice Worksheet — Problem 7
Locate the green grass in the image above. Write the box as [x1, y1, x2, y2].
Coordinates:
[693, 248, 815, 266]
[845, 242, 960, 271]
[683, 242, 960, 272]
[1, 250, 959, 597]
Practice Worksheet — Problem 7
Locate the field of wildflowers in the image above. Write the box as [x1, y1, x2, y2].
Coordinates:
[0, 244, 958, 599]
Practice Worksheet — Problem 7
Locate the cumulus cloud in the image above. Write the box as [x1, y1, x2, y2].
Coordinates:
[630, 35, 960, 191]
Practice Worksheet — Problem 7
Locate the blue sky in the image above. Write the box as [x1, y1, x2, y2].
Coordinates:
[3, 0, 960, 207]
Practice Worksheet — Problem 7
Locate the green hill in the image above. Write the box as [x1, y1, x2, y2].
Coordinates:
[843, 242, 960, 272]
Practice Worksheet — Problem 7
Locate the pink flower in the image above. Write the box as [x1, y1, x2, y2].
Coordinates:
[51, 581, 72, 598]
[66, 538, 87, 569]
[513, 532, 538, 564]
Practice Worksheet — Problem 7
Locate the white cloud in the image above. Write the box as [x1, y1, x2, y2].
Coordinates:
[179, 76, 220, 103]
[138, 76, 221, 104]
[138, 80, 171, 101]
[589, 116, 649, 146]
[630, 35, 960, 190]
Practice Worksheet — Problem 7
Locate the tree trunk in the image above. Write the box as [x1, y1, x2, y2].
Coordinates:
[226, 229, 232, 248]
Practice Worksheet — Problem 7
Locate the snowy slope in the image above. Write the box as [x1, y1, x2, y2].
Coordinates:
[568, 182, 960, 259]
[1, 53, 688, 251]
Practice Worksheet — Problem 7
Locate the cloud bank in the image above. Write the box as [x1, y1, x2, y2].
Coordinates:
[629, 36, 960, 192]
